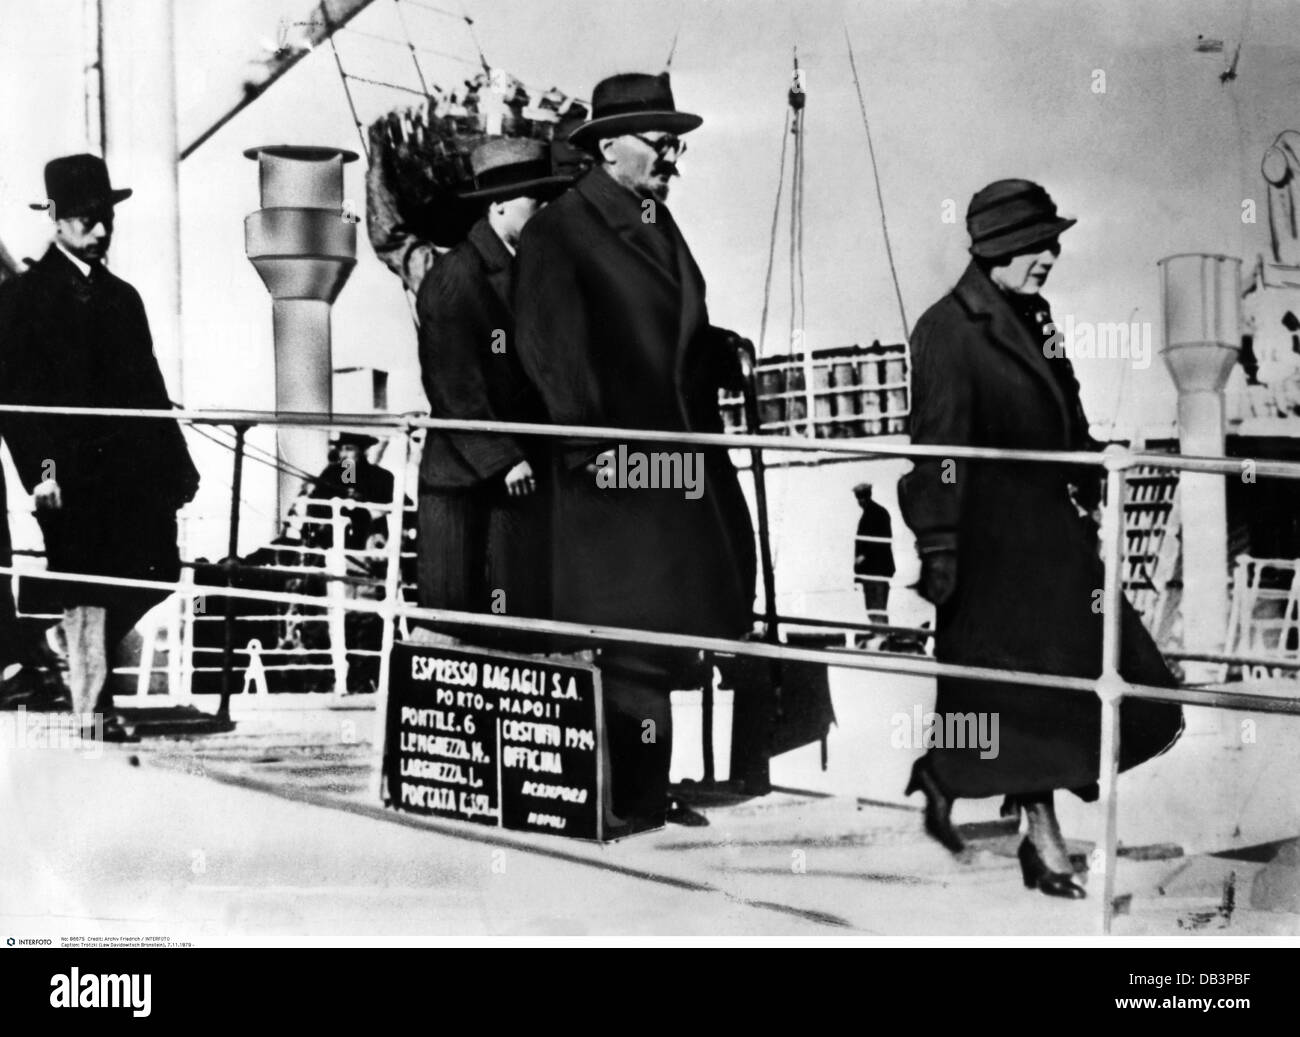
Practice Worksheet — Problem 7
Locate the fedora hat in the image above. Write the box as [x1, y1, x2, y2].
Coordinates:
[29, 153, 132, 219]
[567, 72, 702, 152]
[460, 137, 574, 201]
[967, 179, 1075, 260]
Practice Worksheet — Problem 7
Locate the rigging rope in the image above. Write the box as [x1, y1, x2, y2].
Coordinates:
[845, 25, 909, 340]
[392, 0, 432, 96]
[756, 105, 793, 358]
[790, 97, 800, 356]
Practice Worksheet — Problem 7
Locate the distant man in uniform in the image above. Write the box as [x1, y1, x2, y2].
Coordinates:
[853, 483, 895, 622]
[416, 138, 571, 643]
[0, 154, 199, 740]
[515, 73, 757, 830]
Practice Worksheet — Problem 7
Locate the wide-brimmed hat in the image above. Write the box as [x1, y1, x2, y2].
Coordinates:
[567, 72, 702, 152]
[333, 432, 379, 450]
[967, 179, 1075, 260]
[460, 137, 574, 201]
[29, 154, 132, 219]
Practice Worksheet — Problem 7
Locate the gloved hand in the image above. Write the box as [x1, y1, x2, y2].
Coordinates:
[918, 550, 958, 606]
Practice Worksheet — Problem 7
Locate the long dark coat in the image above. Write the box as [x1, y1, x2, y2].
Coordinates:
[0, 246, 197, 608]
[514, 166, 756, 643]
[415, 218, 549, 622]
[898, 262, 1182, 800]
[854, 499, 896, 581]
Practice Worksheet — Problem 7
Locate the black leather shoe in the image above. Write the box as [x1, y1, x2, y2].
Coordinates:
[1018, 838, 1086, 899]
[665, 800, 710, 827]
[904, 758, 964, 854]
[88, 715, 141, 744]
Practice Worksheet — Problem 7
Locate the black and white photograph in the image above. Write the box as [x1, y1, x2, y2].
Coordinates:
[0, 0, 1297, 975]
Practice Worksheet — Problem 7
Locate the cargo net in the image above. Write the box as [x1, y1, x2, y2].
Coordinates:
[1225, 555, 1300, 680]
[365, 71, 589, 288]
[720, 342, 910, 438]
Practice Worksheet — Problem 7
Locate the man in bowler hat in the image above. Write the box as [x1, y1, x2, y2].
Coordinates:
[416, 137, 571, 644]
[0, 154, 199, 740]
[514, 73, 759, 830]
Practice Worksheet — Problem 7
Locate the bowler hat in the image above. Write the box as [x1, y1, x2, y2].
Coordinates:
[29, 154, 132, 219]
[967, 179, 1075, 260]
[460, 137, 574, 201]
[567, 72, 702, 152]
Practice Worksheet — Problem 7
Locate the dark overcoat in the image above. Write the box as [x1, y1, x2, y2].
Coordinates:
[0, 246, 197, 608]
[415, 218, 549, 621]
[306, 460, 396, 550]
[854, 499, 896, 581]
[514, 166, 756, 640]
[898, 262, 1182, 799]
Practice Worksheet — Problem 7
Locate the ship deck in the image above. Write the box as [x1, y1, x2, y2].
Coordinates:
[4, 686, 1296, 940]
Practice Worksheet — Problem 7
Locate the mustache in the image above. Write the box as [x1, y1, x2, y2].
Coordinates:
[652, 162, 680, 178]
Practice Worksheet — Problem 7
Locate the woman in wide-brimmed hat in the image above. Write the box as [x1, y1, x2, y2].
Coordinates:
[898, 179, 1183, 899]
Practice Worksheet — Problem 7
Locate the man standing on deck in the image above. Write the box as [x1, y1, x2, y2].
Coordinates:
[416, 138, 572, 646]
[0, 154, 199, 740]
[515, 73, 759, 831]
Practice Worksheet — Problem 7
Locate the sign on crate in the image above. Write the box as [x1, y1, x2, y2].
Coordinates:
[383, 642, 609, 840]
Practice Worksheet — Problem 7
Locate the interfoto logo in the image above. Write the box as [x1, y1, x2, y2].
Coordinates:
[595, 445, 705, 500]
[1043, 315, 1153, 370]
[50, 968, 151, 1017]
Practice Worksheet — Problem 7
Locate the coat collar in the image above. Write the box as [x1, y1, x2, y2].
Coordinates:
[952, 260, 1069, 430]
[578, 165, 683, 290]
[577, 166, 710, 428]
[39, 243, 90, 280]
[467, 217, 515, 312]
[34, 244, 103, 302]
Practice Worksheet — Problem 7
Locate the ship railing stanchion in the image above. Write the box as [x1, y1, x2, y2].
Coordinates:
[1097, 448, 1132, 934]
[171, 557, 192, 701]
[327, 498, 349, 698]
[731, 336, 781, 789]
[371, 423, 411, 804]
[218, 423, 248, 722]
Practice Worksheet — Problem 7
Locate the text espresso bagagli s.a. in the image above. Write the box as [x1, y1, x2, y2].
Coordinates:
[391, 647, 602, 836]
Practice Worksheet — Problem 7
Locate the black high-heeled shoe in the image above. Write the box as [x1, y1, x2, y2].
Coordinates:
[1018, 838, 1087, 899]
[904, 758, 965, 854]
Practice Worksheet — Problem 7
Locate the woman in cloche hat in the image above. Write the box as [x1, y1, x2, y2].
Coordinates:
[896, 180, 1183, 900]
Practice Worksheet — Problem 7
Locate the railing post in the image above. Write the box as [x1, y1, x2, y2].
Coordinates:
[328, 500, 349, 697]
[372, 426, 411, 802]
[218, 424, 248, 721]
[1096, 450, 1130, 934]
[170, 559, 191, 700]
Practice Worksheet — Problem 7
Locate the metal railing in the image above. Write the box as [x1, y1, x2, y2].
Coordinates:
[1, 401, 1299, 934]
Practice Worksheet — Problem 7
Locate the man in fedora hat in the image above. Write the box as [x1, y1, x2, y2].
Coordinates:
[415, 137, 571, 644]
[0, 153, 199, 741]
[514, 73, 758, 830]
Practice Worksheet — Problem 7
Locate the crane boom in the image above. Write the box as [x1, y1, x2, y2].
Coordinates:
[180, 0, 377, 161]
